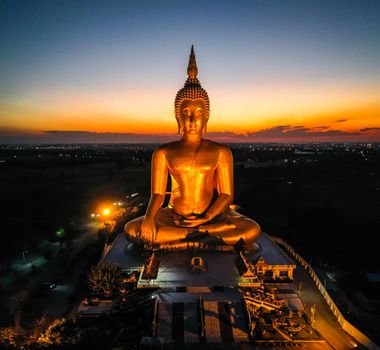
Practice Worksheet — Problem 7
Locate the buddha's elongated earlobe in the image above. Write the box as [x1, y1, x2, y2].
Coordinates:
[177, 119, 184, 135]
[203, 120, 208, 136]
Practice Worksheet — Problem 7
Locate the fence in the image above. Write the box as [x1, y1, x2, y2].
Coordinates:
[271, 235, 379, 350]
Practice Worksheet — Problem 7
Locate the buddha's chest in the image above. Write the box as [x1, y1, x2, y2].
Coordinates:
[167, 150, 218, 176]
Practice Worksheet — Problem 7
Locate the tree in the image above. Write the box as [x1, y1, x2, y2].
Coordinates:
[87, 261, 122, 296]
[31, 314, 49, 340]
[37, 318, 66, 346]
[0, 327, 18, 347]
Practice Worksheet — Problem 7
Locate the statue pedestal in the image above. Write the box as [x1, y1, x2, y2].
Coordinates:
[103, 232, 295, 290]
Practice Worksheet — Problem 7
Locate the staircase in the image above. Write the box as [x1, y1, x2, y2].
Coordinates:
[155, 298, 249, 344]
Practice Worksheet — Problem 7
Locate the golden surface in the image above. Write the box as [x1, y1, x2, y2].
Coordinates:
[125, 47, 260, 250]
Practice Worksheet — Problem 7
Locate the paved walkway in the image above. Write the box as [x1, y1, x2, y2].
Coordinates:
[293, 259, 364, 350]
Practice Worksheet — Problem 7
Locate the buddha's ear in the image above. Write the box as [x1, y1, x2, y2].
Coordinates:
[203, 120, 208, 136]
[203, 112, 210, 136]
[176, 118, 183, 135]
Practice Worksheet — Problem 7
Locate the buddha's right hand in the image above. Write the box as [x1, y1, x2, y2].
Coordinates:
[140, 217, 157, 245]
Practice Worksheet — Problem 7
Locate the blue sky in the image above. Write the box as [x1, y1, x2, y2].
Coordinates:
[1, 0, 380, 142]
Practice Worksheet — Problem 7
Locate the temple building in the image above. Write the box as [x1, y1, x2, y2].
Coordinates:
[235, 252, 296, 287]
[253, 255, 296, 281]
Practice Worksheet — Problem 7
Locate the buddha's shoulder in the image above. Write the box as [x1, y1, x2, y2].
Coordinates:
[152, 142, 179, 157]
[202, 139, 232, 154]
[155, 141, 180, 151]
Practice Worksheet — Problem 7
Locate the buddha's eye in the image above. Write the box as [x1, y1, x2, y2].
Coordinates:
[182, 108, 191, 117]
[195, 109, 203, 116]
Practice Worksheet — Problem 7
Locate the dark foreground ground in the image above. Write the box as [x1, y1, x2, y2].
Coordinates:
[0, 142, 379, 342]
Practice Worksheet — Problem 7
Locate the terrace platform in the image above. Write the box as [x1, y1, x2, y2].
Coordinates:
[102, 232, 319, 345]
[103, 232, 294, 290]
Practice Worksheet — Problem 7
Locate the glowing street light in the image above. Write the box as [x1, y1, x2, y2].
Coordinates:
[102, 208, 110, 216]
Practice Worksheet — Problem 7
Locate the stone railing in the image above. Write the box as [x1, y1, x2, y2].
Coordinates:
[271, 235, 379, 350]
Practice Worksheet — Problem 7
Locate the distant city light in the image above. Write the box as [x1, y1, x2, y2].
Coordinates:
[91, 213, 95, 218]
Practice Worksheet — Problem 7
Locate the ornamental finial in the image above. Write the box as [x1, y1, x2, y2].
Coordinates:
[187, 45, 198, 78]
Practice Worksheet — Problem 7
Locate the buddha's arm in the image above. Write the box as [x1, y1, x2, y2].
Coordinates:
[141, 148, 168, 242]
[146, 148, 168, 218]
[205, 147, 234, 219]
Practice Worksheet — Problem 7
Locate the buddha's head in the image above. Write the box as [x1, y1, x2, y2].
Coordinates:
[174, 46, 210, 137]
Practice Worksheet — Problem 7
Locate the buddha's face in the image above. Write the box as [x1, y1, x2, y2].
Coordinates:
[179, 99, 207, 137]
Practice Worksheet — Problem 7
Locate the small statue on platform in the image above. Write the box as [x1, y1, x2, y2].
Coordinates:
[125, 46, 261, 251]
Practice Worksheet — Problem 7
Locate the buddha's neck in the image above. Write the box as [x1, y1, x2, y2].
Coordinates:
[182, 134, 202, 144]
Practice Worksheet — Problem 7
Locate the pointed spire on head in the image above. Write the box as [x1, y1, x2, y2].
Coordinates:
[175, 45, 210, 127]
[187, 45, 198, 79]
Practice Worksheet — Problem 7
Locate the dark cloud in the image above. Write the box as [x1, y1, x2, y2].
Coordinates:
[43, 131, 177, 143]
[207, 131, 243, 138]
[335, 119, 347, 123]
[1, 126, 379, 144]
[207, 131, 245, 141]
[246, 125, 290, 138]
[247, 125, 359, 139]
[0, 130, 177, 144]
[360, 127, 380, 132]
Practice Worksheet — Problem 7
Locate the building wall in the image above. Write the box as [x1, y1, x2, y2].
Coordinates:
[254, 264, 295, 280]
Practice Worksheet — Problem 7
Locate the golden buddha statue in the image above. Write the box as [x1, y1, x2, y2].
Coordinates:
[125, 46, 261, 251]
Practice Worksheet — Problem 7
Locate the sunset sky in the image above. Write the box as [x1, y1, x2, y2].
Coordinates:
[1, 0, 380, 143]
